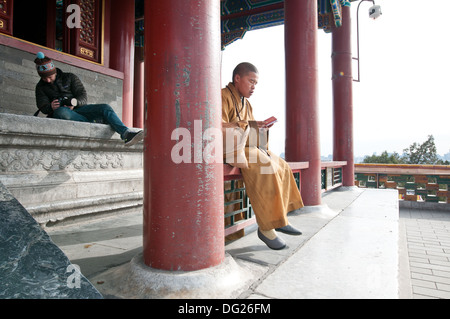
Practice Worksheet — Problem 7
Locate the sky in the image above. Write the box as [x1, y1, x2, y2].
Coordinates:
[221, 0, 450, 159]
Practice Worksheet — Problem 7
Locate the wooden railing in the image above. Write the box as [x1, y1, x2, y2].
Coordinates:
[223, 162, 308, 237]
[321, 161, 347, 192]
[224, 161, 347, 237]
[354, 164, 450, 204]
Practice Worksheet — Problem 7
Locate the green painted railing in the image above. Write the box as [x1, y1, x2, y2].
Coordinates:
[224, 161, 346, 237]
[355, 164, 450, 204]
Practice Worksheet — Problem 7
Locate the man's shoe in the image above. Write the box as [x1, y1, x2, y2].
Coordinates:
[258, 229, 286, 250]
[276, 225, 302, 236]
[124, 130, 144, 147]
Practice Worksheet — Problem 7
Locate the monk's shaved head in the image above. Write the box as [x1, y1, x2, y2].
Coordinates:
[233, 62, 259, 84]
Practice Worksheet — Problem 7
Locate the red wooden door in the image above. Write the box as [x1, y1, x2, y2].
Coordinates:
[68, 0, 102, 63]
[0, 0, 14, 36]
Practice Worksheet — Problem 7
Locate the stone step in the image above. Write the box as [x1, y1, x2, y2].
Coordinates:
[0, 113, 143, 226]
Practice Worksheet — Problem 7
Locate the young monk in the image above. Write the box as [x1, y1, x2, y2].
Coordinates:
[222, 62, 304, 250]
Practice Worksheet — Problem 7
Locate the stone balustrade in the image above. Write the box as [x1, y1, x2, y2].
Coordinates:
[0, 113, 143, 227]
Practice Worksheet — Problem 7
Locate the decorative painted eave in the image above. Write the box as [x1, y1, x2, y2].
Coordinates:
[319, 0, 351, 32]
[221, 0, 352, 49]
[135, 0, 352, 49]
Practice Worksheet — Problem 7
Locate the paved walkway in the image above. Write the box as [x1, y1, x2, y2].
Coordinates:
[45, 188, 450, 299]
[229, 188, 400, 299]
[400, 207, 450, 299]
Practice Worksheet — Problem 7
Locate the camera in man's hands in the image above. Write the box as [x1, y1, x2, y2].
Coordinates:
[57, 97, 78, 107]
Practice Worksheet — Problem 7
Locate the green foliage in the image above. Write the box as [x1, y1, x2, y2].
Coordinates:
[402, 135, 441, 164]
[363, 151, 402, 164]
[363, 135, 449, 165]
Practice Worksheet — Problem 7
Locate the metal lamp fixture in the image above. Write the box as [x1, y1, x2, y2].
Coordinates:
[353, 0, 382, 82]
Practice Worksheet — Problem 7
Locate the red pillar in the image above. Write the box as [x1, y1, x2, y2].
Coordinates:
[332, 6, 355, 186]
[109, 0, 135, 127]
[133, 47, 145, 129]
[143, 0, 224, 271]
[285, 0, 322, 206]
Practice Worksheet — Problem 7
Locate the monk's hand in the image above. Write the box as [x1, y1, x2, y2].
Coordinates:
[256, 121, 273, 129]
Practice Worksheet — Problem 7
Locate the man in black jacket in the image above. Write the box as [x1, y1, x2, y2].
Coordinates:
[34, 52, 143, 147]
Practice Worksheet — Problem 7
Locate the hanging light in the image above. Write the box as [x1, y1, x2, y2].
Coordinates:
[352, 0, 382, 82]
[369, 4, 382, 19]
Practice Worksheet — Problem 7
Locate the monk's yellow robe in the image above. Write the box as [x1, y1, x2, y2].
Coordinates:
[222, 83, 304, 231]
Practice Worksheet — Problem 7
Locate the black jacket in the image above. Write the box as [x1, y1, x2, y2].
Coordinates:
[35, 68, 88, 117]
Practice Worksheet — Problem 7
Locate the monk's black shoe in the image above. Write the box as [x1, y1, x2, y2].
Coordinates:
[276, 225, 302, 236]
[258, 229, 286, 250]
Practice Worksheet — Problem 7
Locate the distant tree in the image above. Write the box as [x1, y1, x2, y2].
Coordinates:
[361, 135, 449, 165]
[363, 151, 402, 164]
[402, 135, 441, 164]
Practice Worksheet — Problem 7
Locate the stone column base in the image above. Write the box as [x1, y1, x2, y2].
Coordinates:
[91, 254, 263, 299]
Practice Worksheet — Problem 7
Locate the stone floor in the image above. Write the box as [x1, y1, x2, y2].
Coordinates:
[400, 207, 450, 299]
[40, 187, 450, 299]
[47, 187, 403, 299]
[4, 176, 450, 299]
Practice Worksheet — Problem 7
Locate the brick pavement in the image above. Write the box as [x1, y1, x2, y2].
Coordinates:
[400, 207, 450, 299]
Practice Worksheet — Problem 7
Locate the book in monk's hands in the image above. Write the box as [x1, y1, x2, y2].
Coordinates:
[264, 116, 278, 126]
